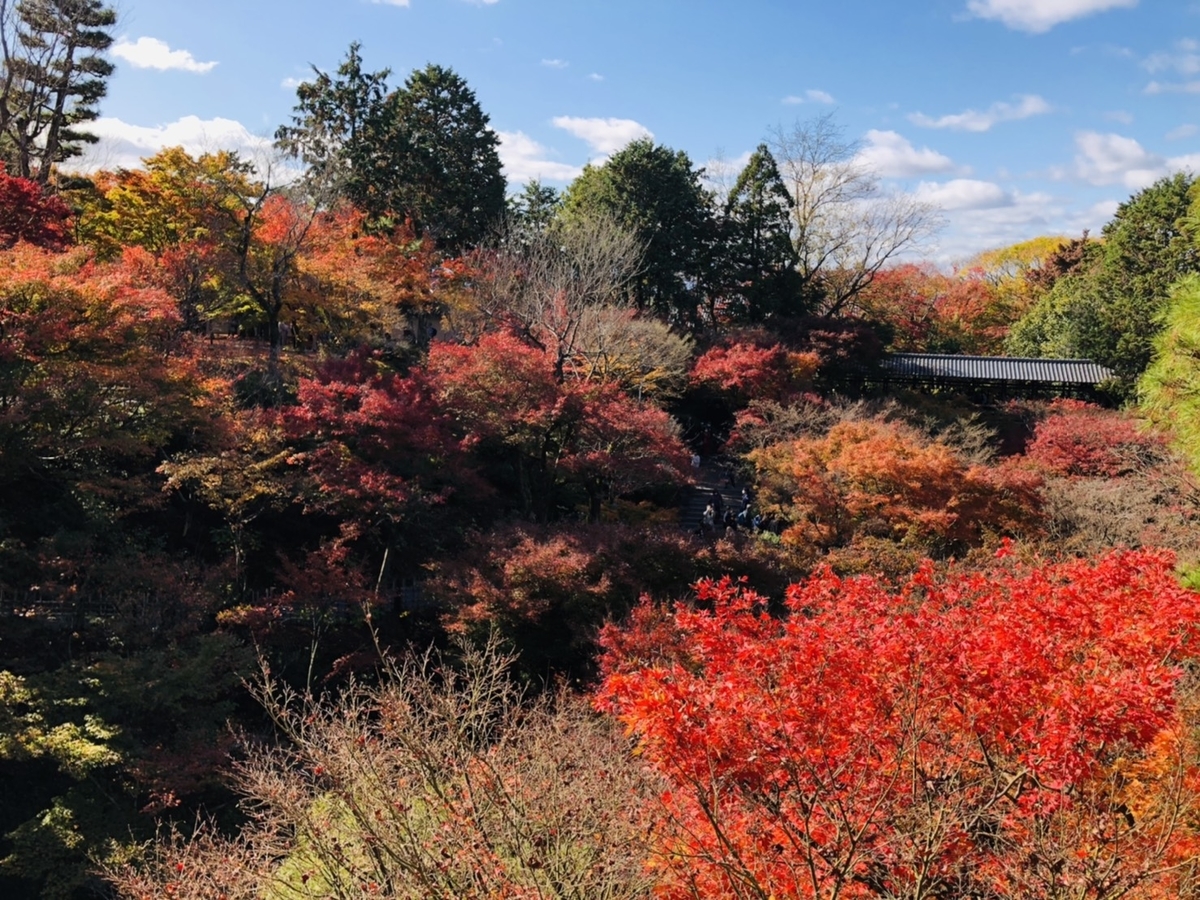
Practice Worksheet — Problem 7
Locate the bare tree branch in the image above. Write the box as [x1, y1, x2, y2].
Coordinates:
[478, 211, 644, 381]
[770, 114, 942, 316]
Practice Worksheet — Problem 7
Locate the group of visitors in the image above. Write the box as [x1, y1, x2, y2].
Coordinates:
[700, 484, 764, 537]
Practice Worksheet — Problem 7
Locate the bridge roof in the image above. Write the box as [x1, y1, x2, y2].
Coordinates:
[880, 354, 1116, 385]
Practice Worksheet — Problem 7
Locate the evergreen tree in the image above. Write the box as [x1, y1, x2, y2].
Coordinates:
[721, 143, 804, 322]
[1005, 261, 1109, 361]
[0, 0, 115, 184]
[355, 63, 505, 251]
[274, 41, 390, 198]
[1140, 274, 1200, 473]
[277, 49, 505, 251]
[563, 138, 714, 326]
[1097, 171, 1198, 375]
[1007, 173, 1198, 379]
[508, 178, 560, 235]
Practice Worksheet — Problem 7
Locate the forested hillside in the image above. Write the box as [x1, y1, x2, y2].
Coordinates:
[3, 15, 1200, 899]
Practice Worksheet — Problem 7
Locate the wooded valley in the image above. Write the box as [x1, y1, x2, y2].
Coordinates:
[3, 9, 1200, 898]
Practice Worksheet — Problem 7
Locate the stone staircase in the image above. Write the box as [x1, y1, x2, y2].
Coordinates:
[680, 460, 748, 532]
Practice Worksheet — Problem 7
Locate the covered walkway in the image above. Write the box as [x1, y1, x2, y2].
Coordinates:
[845, 354, 1117, 400]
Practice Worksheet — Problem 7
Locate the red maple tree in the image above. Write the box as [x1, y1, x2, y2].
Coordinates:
[598, 549, 1200, 899]
[690, 341, 819, 409]
[429, 332, 689, 522]
[0, 166, 72, 250]
[1025, 400, 1166, 478]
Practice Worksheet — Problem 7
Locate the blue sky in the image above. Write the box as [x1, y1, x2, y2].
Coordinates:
[84, 0, 1200, 262]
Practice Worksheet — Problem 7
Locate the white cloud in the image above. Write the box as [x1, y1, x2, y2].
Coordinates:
[855, 130, 958, 178]
[1168, 123, 1199, 140]
[1073, 131, 1163, 187]
[908, 94, 1051, 132]
[551, 116, 653, 156]
[913, 179, 1014, 211]
[541, 58, 568, 69]
[966, 0, 1138, 33]
[1087, 198, 1121, 222]
[496, 130, 582, 183]
[1072, 131, 1200, 189]
[1145, 79, 1200, 94]
[1144, 38, 1200, 75]
[1104, 110, 1134, 124]
[899, 177, 1133, 264]
[908, 186, 1094, 264]
[111, 37, 217, 74]
[371, 0, 411, 6]
[588, 72, 604, 82]
[782, 88, 836, 105]
[281, 76, 306, 90]
[68, 115, 277, 173]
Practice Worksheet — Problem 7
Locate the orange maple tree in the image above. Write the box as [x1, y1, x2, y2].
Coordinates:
[598, 548, 1200, 899]
[0, 244, 209, 478]
[749, 417, 1043, 553]
[292, 205, 474, 348]
[854, 263, 1011, 355]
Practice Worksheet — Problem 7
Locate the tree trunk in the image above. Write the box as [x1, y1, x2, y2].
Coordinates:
[587, 480, 603, 523]
[36, 36, 76, 184]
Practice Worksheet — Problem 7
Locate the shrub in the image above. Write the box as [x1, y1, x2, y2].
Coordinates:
[107, 640, 660, 900]
[1024, 399, 1165, 478]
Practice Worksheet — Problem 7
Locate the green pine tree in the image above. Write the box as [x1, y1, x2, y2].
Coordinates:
[0, 0, 116, 184]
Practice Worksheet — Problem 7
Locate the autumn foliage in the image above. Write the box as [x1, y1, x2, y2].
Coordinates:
[857, 247, 1061, 355]
[282, 353, 467, 521]
[690, 340, 819, 408]
[8, 136, 1200, 900]
[0, 244, 209, 489]
[854, 263, 969, 352]
[598, 549, 1200, 899]
[430, 332, 689, 522]
[1024, 399, 1166, 478]
[0, 166, 72, 250]
[749, 417, 1043, 553]
[427, 523, 734, 676]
